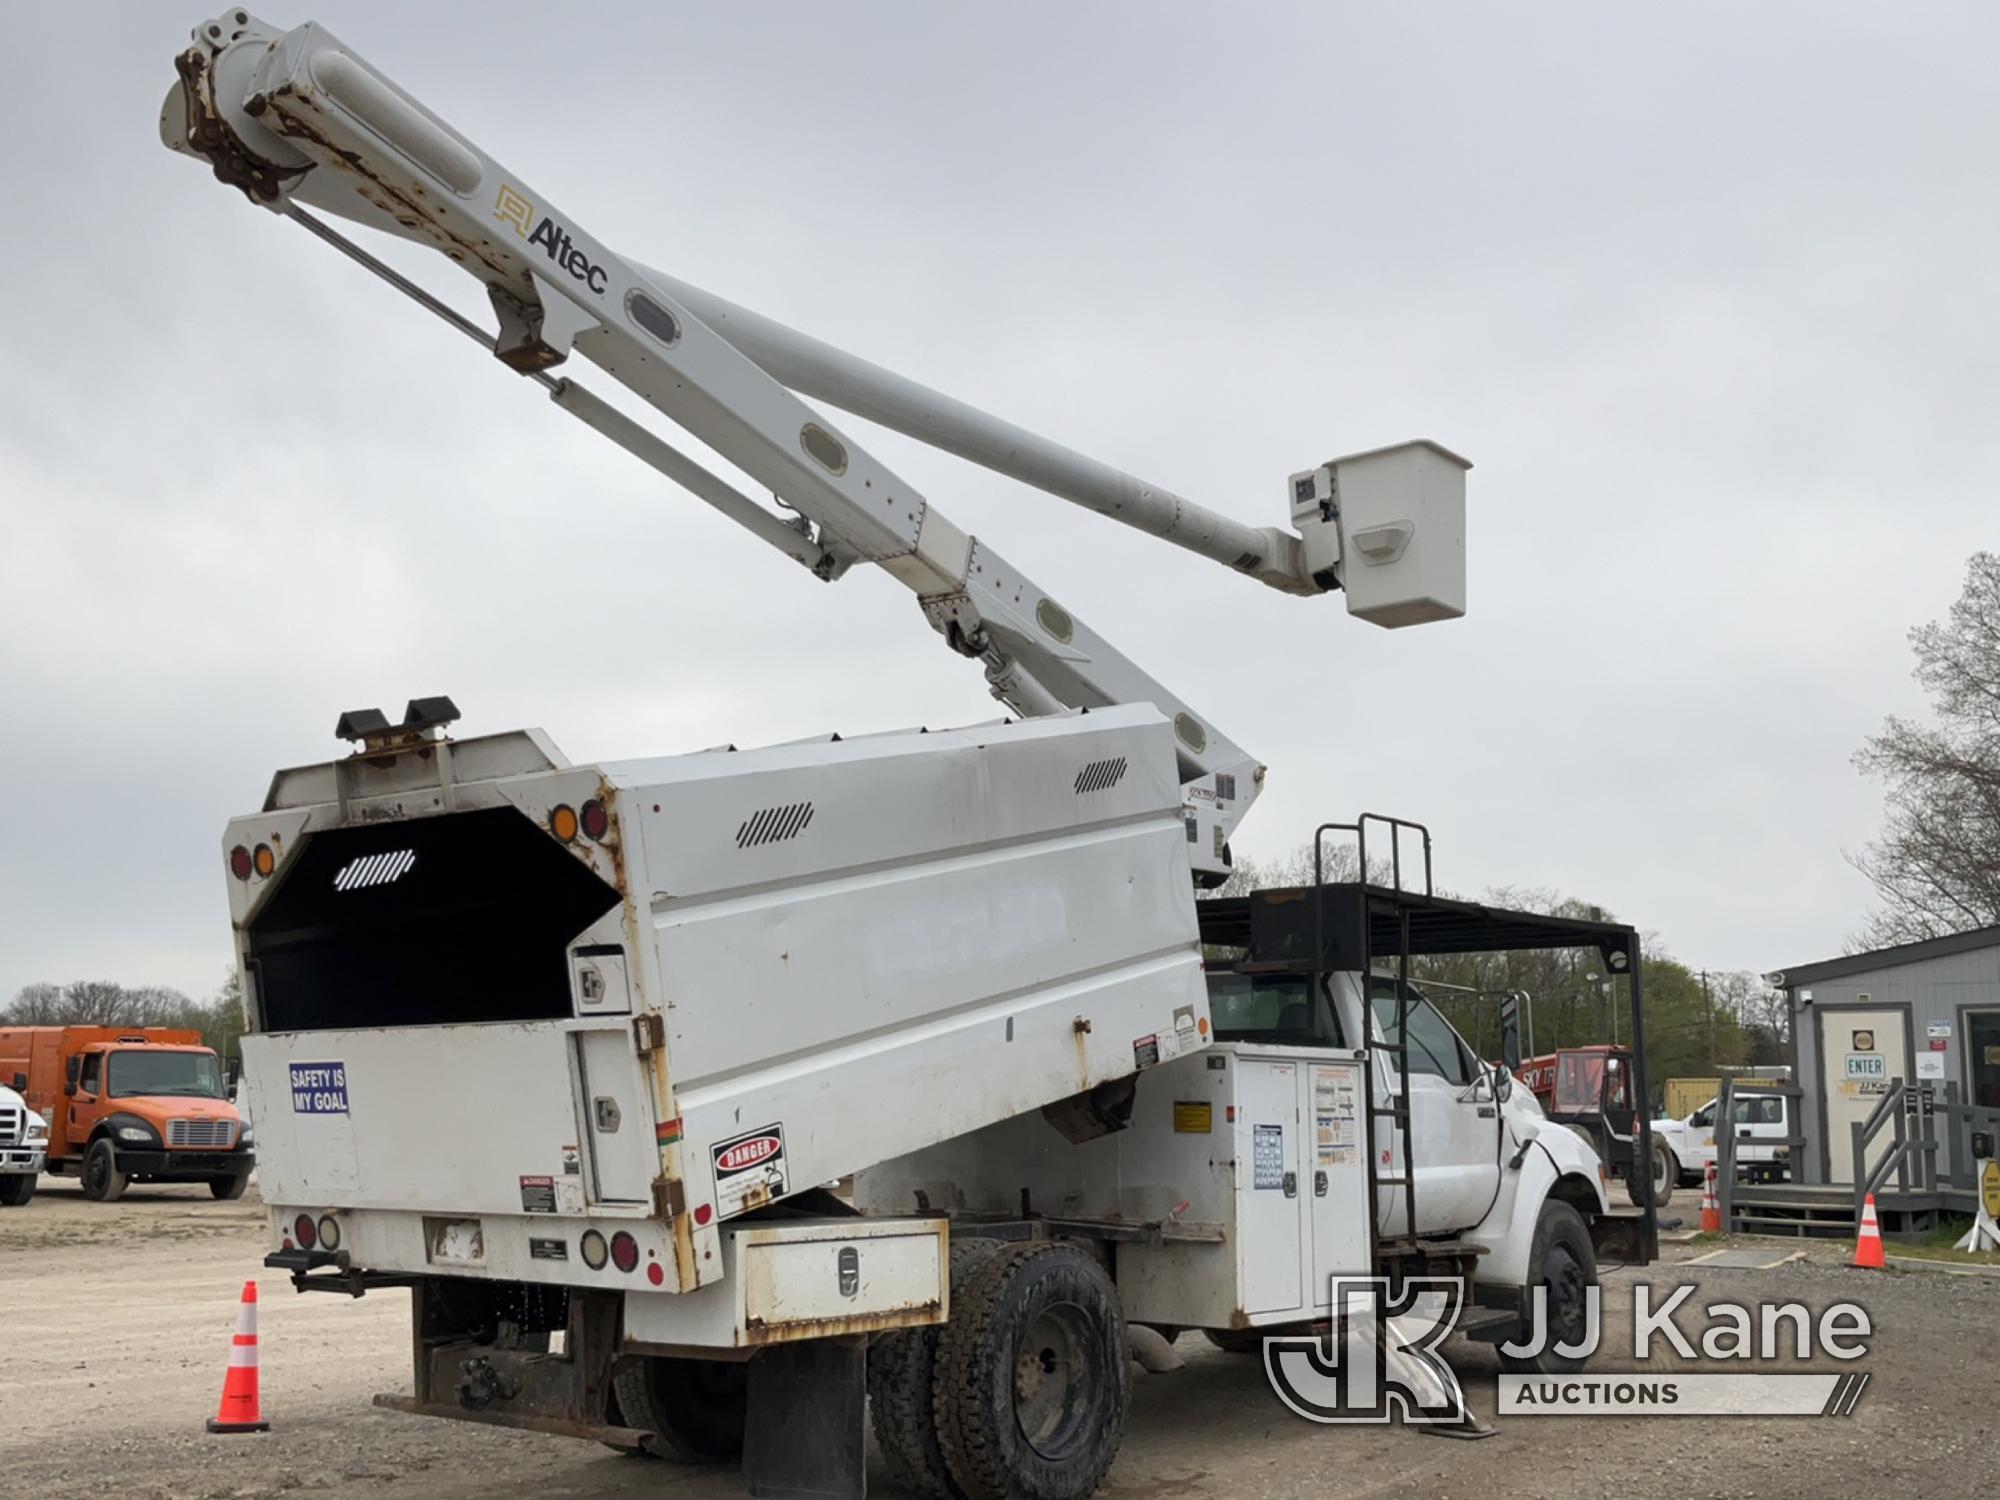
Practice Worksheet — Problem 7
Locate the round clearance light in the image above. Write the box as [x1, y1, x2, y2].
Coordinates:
[693, 1203, 713, 1227]
[293, 1213, 318, 1250]
[316, 1214, 342, 1253]
[550, 804, 579, 843]
[580, 1229, 609, 1271]
[646, 1262, 665, 1287]
[610, 1231, 640, 1273]
[253, 844, 276, 878]
[580, 799, 609, 841]
[229, 845, 254, 881]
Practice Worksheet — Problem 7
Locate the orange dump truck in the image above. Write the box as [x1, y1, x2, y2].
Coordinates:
[0, 1027, 254, 1201]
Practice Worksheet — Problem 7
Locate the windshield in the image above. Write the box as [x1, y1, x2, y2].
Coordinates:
[1553, 1052, 1629, 1112]
[1205, 972, 1343, 1045]
[108, 1050, 225, 1100]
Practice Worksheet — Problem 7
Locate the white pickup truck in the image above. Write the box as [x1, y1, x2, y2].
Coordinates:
[1651, 1091, 1792, 1186]
[0, 1080, 50, 1205]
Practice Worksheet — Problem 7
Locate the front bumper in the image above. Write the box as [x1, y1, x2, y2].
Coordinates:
[115, 1148, 255, 1178]
[0, 1146, 46, 1174]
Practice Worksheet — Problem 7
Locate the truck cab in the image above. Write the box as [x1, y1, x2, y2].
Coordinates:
[0, 1028, 255, 1202]
[1652, 1089, 1792, 1186]
[0, 1079, 49, 1206]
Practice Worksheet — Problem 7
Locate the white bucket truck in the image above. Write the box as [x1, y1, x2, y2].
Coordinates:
[171, 12, 1655, 1496]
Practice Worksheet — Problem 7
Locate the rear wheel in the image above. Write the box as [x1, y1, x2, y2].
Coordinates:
[934, 1241, 1129, 1500]
[1498, 1200, 1596, 1376]
[1645, 1139, 1677, 1207]
[611, 1354, 748, 1464]
[82, 1139, 128, 1203]
[868, 1235, 1006, 1496]
[209, 1174, 249, 1201]
[0, 1173, 35, 1207]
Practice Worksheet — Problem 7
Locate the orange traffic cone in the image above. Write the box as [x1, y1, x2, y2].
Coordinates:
[206, 1280, 271, 1433]
[1852, 1193, 1886, 1270]
[1700, 1162, 1721, 1233]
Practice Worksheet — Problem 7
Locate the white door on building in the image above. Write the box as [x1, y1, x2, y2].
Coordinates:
[1821, 1008, 1909, 1184]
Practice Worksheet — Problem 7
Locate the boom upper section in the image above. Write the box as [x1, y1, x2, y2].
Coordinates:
[163, 10, 1469, 876]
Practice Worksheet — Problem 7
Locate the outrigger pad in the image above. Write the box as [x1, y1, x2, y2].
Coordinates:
[743, 1337, 866, 1500]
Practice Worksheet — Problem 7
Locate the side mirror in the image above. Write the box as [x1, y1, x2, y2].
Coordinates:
[64, 1057, 80, 1096]
[1493, 1064, 1514, 1104]
[9, 1071, 23, 1091]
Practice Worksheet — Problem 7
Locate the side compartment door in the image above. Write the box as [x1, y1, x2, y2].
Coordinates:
[1235, 1058, 1306, 1317]
[1306, 1058, 1373, 1311]
[572, 1027, 657, 1205]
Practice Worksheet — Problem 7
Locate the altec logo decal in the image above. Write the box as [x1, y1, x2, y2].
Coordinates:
[715, 1134, 782, 1173]
[494, 183, 607, 295]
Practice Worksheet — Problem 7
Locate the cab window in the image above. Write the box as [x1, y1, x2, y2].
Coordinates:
[78, 1053, 101, 1096]
[1690, 1101, 1716, 1129]
[1370, 986, 1472, 1086]
[1205, 973, 1343, 1046]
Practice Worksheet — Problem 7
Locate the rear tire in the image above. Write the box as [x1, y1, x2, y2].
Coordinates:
[82, 1139, 128, 1203]
[868, 1236, 1006, 1496]
[933, 1241, 1129, 1500]
[0, 1174, 35, 1207]
[610, 1355, 748, 1464]
[1497, 1200, 1597, 1376]
[209, 1174, 249, 1201]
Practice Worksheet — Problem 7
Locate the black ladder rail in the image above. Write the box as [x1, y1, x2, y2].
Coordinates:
[1314, 822, 1424, 1251]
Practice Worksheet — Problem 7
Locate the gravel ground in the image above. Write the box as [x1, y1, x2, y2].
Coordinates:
[2, 1177, 1993, 1500]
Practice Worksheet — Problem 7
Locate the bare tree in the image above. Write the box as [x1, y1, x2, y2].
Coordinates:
[1851, 551, 2000, 945]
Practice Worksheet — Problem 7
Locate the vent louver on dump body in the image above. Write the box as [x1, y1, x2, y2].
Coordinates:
[737, 801, 815, 849]
[333, 849, 417, 891]
[1073, 757, 1129, 794]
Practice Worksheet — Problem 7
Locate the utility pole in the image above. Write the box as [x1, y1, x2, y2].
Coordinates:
[1701, 970, 1715, 1065]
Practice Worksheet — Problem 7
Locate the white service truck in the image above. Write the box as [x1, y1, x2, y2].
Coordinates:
[1652, 1090, 1794, 1186]
[168, 12, 1655, 1496]
[0, 1079, 50, 1205]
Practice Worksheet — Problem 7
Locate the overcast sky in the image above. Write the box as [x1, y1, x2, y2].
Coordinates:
[2, 3, 1994, 1005]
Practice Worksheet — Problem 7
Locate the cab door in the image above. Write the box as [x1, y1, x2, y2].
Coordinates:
[1371, 991, 1502, 1235]
[67, 1051, 106, 1154]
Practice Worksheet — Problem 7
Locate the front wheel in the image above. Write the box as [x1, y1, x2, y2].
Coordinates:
[1497, 1200, 1597, 1376]
[82, 1139, 128, 1203]
[934, 1241, 1129, 1500]
[208, 1174, 249, 1201]
[0, 1173, 35, 1207]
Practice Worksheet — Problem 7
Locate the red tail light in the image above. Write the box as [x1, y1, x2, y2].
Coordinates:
[293, 1213, 317, 1250]
[581, 799, 609, 840]
[229, 846, 254, 881]
[610, 1231, 639, 1273]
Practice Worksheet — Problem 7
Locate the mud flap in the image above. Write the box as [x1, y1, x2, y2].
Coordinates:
[742, 1337, 866, 1500]
[1589, 1210, 1656, 1268]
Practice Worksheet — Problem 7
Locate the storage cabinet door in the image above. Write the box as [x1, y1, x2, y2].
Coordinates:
[1306, 1059, 1373, 1308]
[1235, 1059, 1306, 1316]
[573, 1028, 657, 1204]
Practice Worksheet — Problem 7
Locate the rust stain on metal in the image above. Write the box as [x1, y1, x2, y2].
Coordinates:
[741, 1300, 945, 1345]
[260, 84, 527, 294]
